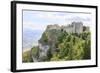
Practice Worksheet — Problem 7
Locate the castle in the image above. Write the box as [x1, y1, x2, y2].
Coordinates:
[47, 21, 83, 34]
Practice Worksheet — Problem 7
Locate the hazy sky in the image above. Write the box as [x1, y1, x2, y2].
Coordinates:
[23, 10, 91, 31]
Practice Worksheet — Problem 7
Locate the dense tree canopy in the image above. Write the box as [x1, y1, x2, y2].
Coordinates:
[40, 30, 91, 61]
[23, 28, 91, 62]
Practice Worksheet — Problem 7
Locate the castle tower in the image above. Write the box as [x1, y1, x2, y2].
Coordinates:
[72, 22, 83, 34]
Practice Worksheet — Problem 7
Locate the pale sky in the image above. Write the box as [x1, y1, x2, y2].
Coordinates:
[23, 10, 91, 31]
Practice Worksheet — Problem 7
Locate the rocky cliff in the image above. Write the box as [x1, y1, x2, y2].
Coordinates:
[31, 23, 91, 62]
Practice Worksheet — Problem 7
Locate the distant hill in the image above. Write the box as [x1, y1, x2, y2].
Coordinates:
[23, 28, 43, 50]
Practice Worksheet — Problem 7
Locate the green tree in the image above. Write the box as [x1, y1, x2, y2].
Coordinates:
[22, 50, 33, 62]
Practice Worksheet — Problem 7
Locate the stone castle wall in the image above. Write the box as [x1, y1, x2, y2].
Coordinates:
[47, 22, 83, 34]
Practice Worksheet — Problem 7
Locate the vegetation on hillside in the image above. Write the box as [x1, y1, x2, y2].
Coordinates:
[40, 30, 91, 61]
[22, 50, 33, 62]
[22, 27, 91, 62]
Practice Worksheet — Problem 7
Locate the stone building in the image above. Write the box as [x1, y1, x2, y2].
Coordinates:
[47, 22, 83, 34]
[46, 24, 60, 30]
[62, 22, 83, 34]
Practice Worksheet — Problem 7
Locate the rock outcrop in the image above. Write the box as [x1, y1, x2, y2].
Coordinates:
[31, 21, 90, 62]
